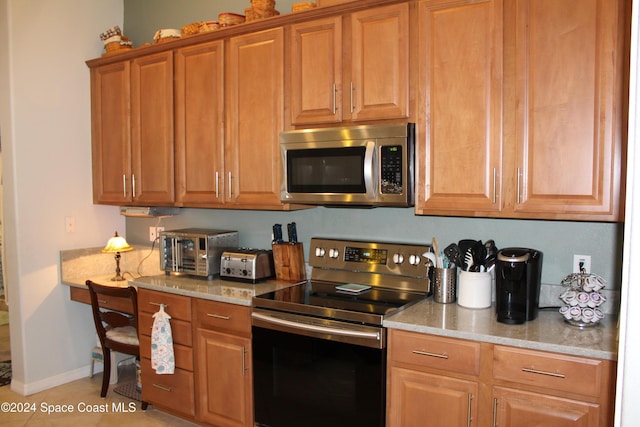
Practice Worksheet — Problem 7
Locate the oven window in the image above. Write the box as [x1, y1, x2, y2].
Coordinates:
[287, 147, 367, 193]
[253, 326, 385, 427]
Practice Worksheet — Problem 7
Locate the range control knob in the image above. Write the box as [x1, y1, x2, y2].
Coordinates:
[392, 253, 404, 264]
[315, 247, 326, 257]
[329, 248, 340, 259]
[409, 254, 421, 266]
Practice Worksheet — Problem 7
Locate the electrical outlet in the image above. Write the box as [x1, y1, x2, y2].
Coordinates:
[149, 226, 165, 242]
[573, 254, 591, 274]
[65, 216, 75, 233]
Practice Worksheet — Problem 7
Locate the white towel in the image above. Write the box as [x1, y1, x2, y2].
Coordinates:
[151, 304, 175, 374]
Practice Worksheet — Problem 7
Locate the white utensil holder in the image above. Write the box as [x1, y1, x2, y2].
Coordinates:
[458, 271, 492, 309]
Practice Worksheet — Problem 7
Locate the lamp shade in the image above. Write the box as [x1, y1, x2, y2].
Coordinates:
[102, 231, 133, 253]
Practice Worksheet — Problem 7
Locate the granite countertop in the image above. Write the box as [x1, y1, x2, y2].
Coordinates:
[129, 274, 302, 306]
[383, 298, 619, 361]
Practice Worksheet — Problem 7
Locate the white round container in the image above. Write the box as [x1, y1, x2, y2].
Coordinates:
[457, 271, 492, 309]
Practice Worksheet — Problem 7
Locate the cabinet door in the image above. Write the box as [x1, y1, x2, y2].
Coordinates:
[196, 328, 252, 427]
[226, 28, 284, 208]
[387, 366, 477, 427]
[416, 0, 503, 214]
[290, 16, 343, 125]
[130, 51, 175, 204]
[493, 386, 599, 427]
[350, 3, 409, 121]
[90, 61, 132, 205]
[175, 41, 225, 206]
[512, 0, 625, 220]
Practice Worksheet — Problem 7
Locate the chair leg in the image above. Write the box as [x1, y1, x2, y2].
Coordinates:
[101, 348, 111, 398]
[141, 401, 148, 410]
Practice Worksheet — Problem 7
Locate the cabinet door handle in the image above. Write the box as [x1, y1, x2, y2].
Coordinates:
[148, 302, 169, 308]
[516, 167, 521, 204]
[332, 83, 337, 115]
[492, 167, 497, 204]
[412, 349, 448, 359]
[241, 345, 247, 376]
[132, 174, 137, 199]
[467, 394, 473, 427]
[206, 313, 230, 320]
[215, 171, 219, 199]
[350, 82, 355, 113]
[122, 175, 127, 198]
[152, 383, 172, 392]
[521, 367, 566, 378]
[228, 172, 232, 198]
[492, 398, 498, 427]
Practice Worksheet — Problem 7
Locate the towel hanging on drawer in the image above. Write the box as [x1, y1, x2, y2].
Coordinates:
[151, 304, 175, 374]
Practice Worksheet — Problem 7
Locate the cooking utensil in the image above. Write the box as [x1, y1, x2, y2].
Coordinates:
[458, 239, 476, 270]
[432, 237, 441, 268]
[443, 243, 463, 268]
[471, 240, 486, 271]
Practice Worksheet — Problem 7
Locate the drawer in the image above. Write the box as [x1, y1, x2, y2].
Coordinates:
[139, 334, 194, 371]
[70, 286, 134, 314]
[139, 313, 193, 347]
[141, 357, 195, 418]
[493, 345, 605, 397]
[138, 288, 192, 321]
[388, 329, 481, 376]
[194, 298, 251, 336]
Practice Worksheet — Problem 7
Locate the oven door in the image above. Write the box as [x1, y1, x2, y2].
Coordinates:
[252, 309, 386, 427]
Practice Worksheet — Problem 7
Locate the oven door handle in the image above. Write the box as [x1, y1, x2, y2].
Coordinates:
[252, 312, 381, 341]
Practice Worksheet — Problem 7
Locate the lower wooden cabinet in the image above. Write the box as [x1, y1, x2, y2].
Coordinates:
[194, 299, 253, 427]
[387, 329, 616, 427]
[388, 366, 477, 427]
[137, 289, 254, 426]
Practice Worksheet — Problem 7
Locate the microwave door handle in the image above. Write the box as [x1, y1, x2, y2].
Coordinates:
[364, 141, 377, 199]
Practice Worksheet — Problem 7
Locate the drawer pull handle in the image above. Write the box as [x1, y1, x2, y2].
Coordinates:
[467, 394, 473, 427]
[98, 299, 109, 304]
[152, 383, 172, 392]
[521, 367, 566, 378]
[207, 313, 231, 320]
[492, 398, 498, 427]
[149, 302, 169, 308]
[412, 350, 448, 359]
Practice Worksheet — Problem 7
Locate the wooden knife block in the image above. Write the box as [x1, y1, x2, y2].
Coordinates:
[272, 243, 306, 282]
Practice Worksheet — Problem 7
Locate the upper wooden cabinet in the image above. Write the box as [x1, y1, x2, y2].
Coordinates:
[510, 0, 627, 220]
[289, 3, 410, 126]
[225, 28, 286, 209]
[416, 0, 628, 221]
[415, 0, 503, 214]
[174, 40, 225, 207]
[90, 51, 175, 206]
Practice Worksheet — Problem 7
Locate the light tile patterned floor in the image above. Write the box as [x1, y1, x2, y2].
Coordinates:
[0, 364, 198, 426]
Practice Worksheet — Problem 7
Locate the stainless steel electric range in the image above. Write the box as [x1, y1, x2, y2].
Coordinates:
[252, 237, 433, 427]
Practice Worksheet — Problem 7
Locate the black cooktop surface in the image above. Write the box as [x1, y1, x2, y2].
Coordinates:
[253, 281, 427, 325]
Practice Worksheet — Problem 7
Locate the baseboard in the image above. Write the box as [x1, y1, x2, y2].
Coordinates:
[10, 364, 91, 396]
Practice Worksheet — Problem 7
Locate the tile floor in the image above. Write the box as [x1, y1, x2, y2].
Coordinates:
[0, 364, 199, 426]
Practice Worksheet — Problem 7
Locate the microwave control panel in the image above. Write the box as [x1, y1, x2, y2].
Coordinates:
[380, 145, 403, 194]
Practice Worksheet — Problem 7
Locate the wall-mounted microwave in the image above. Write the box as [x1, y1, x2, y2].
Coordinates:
[280, 123, 415, 207]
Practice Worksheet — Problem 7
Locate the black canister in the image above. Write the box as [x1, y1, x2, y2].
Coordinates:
[495, 248, 543, 324]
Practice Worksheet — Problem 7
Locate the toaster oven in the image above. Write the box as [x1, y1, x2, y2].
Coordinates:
[159, 228, 239, 279]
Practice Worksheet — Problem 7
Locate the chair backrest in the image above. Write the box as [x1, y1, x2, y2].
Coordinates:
[85, 280, 139, 350]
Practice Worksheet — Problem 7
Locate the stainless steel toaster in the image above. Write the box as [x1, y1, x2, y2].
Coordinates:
[220, 249, 275, 283]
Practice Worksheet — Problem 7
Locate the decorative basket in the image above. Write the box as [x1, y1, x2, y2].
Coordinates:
[292, 1, 316, 12]
[218, 12, 246, 27]
[559, 272, 606, 328]
[154, 29, 181, 44]
[182, 22, 204, 36]
[100, 26, 122, 41]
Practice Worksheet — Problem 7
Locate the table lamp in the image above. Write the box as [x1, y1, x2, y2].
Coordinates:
[102, 231, 133, 281]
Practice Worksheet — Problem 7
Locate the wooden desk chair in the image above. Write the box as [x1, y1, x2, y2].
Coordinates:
[85, 280, 148, 409]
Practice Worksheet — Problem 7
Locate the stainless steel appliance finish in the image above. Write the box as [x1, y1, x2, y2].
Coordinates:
[280, 123, 415, 207]
[220, 248, 275, 283]
[252, 237, 432, 427]
[159, 228, 238, 279]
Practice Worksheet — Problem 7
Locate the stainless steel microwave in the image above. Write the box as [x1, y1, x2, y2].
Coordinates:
[280, 123, 415, 207]
[159, 228, 238, 279]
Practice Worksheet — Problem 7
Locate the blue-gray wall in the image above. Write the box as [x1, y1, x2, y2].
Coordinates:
[122, 0, 625, 292]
